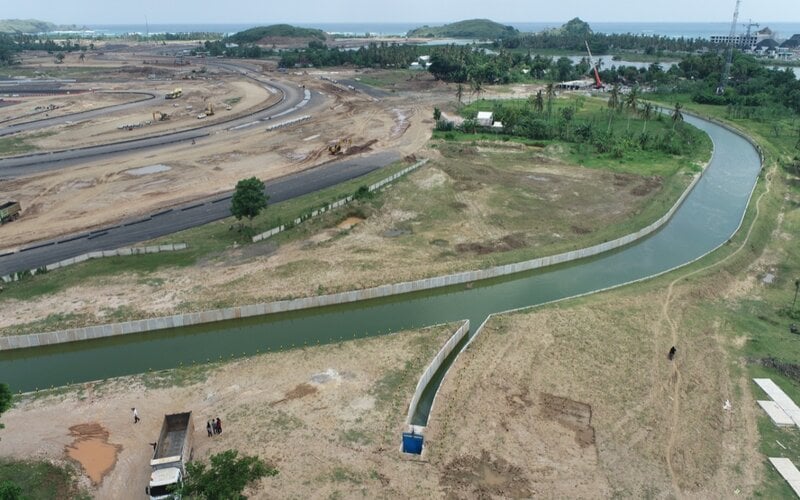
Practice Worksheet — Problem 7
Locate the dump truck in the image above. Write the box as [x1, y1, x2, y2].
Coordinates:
[146, 412, 194, 500]
[164, 88, 182, 100]
[0, 201, 21, 224]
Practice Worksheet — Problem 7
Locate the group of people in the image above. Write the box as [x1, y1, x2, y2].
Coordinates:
[207, 417, 222, 436]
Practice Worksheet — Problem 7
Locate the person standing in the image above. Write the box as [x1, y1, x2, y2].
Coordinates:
[207, 420, 213, 437]
[215, 417, 222, 435]
[132, 407, 140, 424]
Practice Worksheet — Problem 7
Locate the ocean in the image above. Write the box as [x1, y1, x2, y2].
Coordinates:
[80, 21, 800, 40]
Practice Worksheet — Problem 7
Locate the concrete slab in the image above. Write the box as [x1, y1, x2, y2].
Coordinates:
[769, 457, 800, 497]
[754, 378, 800, 428]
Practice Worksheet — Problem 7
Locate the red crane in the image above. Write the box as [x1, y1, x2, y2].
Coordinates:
[584, 40, 603, 89]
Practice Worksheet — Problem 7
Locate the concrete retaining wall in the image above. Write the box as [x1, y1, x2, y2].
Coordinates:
[252, 159, 430, 243]
[405, 320, 470, 425]
[0, 243, 187, 283]
[0, 145, 713, 350]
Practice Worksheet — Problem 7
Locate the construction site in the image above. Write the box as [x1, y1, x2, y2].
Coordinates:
[0, 24, 798, 499]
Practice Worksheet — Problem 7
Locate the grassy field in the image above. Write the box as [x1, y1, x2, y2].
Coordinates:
[0, 459, 89, 499]
[0, 131, 55, 156]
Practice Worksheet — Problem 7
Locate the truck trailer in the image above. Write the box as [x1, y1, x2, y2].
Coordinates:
[146, 412, 194, 500]
[0, 201, 21, 224]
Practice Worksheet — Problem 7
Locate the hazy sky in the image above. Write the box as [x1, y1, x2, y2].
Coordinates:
[5, 0, 798, 25]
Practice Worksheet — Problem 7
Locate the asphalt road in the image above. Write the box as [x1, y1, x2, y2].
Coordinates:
[0, 151, 401, 275]
[0, 90, 157, 137]
[0, 65, 309, 178]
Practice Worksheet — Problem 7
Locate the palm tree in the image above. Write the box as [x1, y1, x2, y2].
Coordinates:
[625, 86, 640, 113]
[545, 82, 555, 120]
[471, 78, 484, 103]
[534, 90, 544, 115]
[607, 84, 620, 111]
[671, 102, 684, 130]
[640, 102, 654, 133]
[455, 83, 464, 107]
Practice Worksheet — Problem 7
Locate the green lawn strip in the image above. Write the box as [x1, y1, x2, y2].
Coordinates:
[0, 160, 413, 305]
[355, 70, 419, 89]
[0, 459, 90, 499]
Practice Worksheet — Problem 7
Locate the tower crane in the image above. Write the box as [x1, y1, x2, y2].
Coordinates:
[743, 19, 759, 50]
[717, 0, 742, 95]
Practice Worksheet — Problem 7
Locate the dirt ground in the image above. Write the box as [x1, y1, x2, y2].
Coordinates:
[0, 140, 683, 334]
[0, 323, 460, 499]
[0, 64, 435, 250]
[424, 278, 762, 499]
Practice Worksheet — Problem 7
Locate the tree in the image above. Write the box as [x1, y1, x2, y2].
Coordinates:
[640, 102, 654, 133]
[230, 177, 268, 225]
[455, 83, 464, 106]
[533, 90, 544, 114]
[432, 107, 441, 121]
[671, 102, 684, 130]
[0, 383, 10, 431]
[54, 52, 65, 64]
[179, 450, 276, 500]
[545, 82, 555, 120]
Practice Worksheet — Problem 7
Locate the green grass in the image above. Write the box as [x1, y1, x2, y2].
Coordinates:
[0, 132, 54, 156]
[355, 70, 419, 89]
[0, 159, 413, 308]
[0, 459, 90, 499]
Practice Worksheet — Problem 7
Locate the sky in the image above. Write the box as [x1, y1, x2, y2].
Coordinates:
[4, 0, 798, 25]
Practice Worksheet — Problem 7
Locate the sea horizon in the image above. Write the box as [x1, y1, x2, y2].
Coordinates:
[62, 21, 800, 40]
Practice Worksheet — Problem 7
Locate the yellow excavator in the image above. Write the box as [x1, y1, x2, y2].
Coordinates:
[205, 102, 214, 116]
[328, 138, 351, 155]
[152, 111, 169, 121]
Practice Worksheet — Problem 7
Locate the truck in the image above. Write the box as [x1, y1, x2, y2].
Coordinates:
[146, 412, 194, 500]
[0, 201, 21, 224]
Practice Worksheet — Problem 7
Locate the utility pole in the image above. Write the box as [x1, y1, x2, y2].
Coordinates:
[717, 0, 742, 95]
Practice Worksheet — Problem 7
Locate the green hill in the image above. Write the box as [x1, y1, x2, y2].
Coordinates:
[229, 24, 327, 44]
[407, 19, 519, 40]
[0, 19, 86, 33]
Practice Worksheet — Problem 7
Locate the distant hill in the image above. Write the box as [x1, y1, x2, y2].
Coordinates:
[0, 19, 87, 33]
[229, 24, 327, 45]
[407, 19, 519, 40]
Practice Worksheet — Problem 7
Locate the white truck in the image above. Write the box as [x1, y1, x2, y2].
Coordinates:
[146, 412, 194, 499]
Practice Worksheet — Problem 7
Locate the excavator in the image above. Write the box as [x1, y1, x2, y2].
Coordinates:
[328, 138, 351, 155]
[152, 111, 169, 121]
[205, 102, 214, 116]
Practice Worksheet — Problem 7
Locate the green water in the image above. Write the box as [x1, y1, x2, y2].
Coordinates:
[0, 116, 761, 427]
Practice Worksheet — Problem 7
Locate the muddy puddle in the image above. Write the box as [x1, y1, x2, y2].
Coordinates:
[65, 423, 121, 485]
[337, 217, 364, 230]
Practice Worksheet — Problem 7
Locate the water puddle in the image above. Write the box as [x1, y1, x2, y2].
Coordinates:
[65, 423, 121, 485]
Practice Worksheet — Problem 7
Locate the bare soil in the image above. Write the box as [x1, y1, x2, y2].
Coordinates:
[0, 139, 679, 334]
[0, 324, 458, 499]
[0, 66, 434, 251]
[424, 281, 762, 498]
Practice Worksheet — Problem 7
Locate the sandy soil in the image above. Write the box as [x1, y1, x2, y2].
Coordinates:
[0, 92, 144, 126]
[0, 323, 457, 499]
[424, 280, 762, 498]
[0, 68, 435, 250]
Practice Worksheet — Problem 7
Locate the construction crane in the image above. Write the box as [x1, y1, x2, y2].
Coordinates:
[717, 0, 742, 95]
[743, 19, 759, 49]
[584, 41, 603, 89]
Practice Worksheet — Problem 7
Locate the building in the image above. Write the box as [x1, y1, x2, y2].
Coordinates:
[476, 111, 494, 127]
[710, 34, 757, 47]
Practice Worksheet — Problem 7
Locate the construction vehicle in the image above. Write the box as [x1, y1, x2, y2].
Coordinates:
[584, 41, 603, 89]
[0, 201, 21, 224]
[164, 88, 182, 100]
[328, 138, 351, 155]
[152, 111, 169, 121]
[146, 412, 194, 500]
[205, 101, 214, 116]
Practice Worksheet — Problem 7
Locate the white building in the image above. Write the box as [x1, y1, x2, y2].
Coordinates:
[476, 111, 494, 127]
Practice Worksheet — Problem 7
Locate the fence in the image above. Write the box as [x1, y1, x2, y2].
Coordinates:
[0, 244, 187, 283]
[252, 159, 430, 243]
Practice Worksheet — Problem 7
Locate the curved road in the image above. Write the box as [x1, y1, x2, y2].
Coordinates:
[0, 91, 158, 137]
[0, 150, 401, 275]
[0, 62, 310, 177]
[0, 114, 763, 395]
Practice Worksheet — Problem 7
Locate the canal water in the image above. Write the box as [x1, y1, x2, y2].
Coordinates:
[0, 115, 761, 426]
